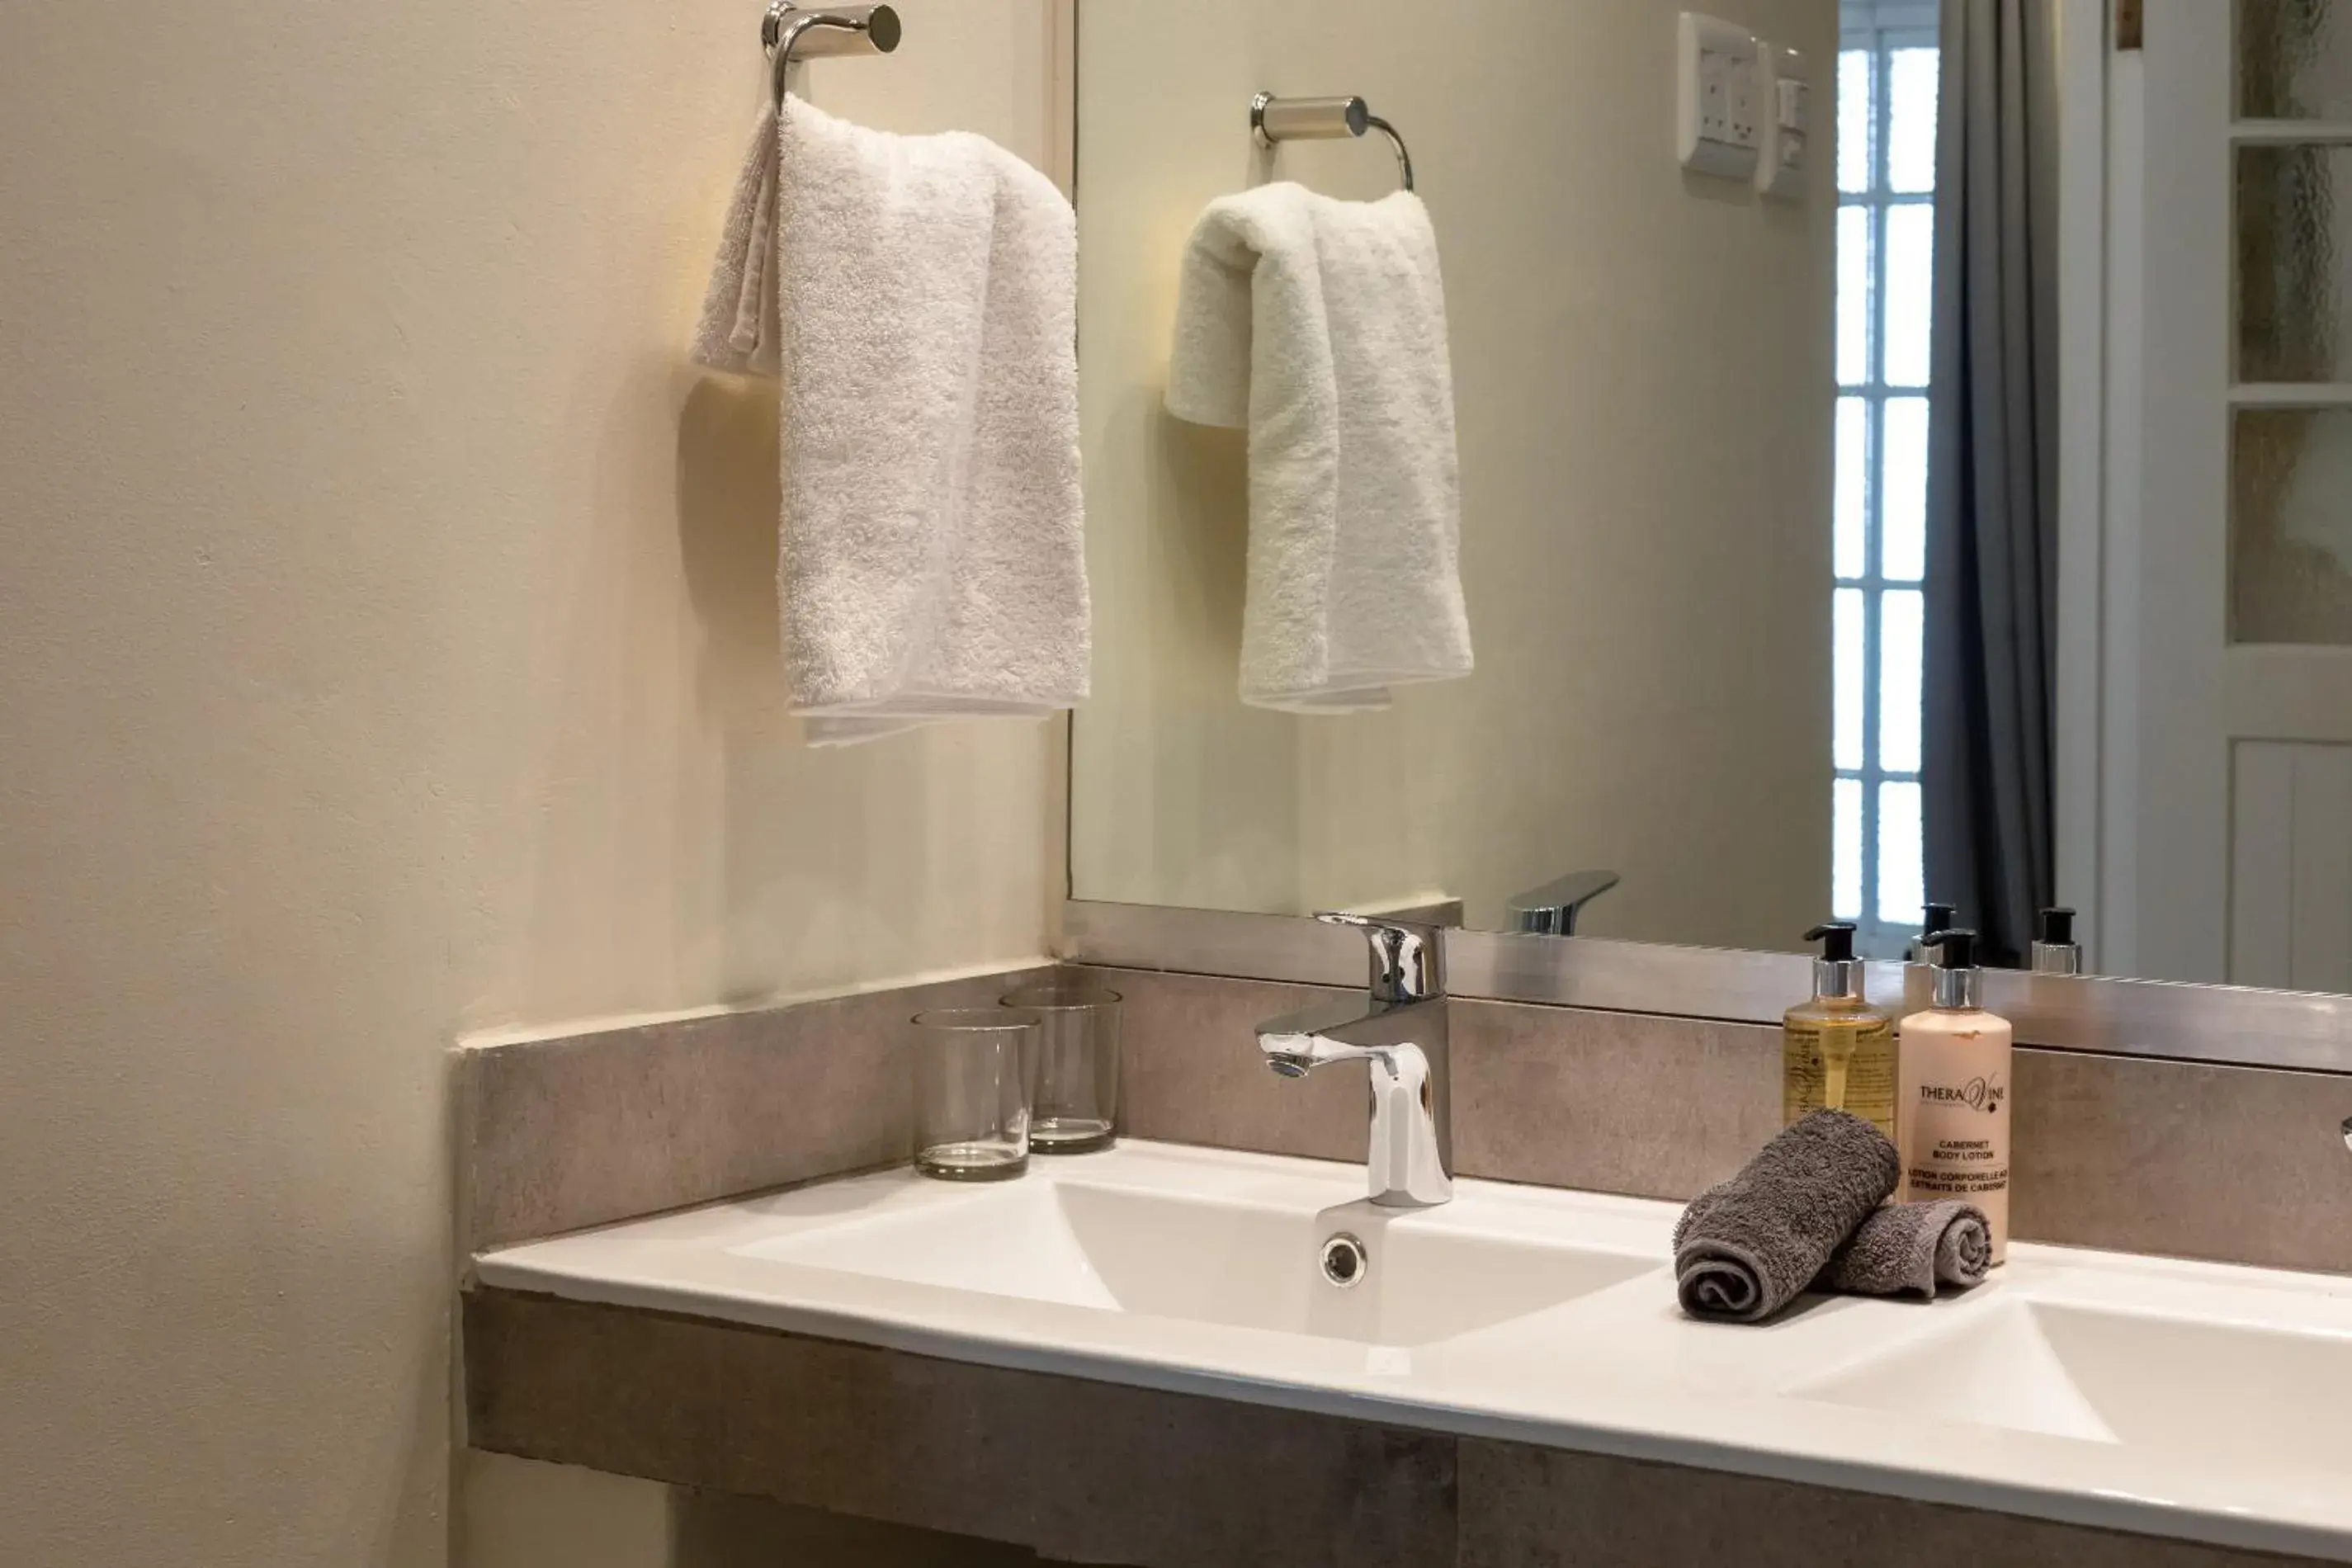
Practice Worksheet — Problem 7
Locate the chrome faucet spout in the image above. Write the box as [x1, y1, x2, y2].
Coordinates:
[1254, 916, 1452, 1207]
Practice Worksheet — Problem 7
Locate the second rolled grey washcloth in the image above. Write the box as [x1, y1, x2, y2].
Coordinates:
[1673, 1109, 1900, 1323]
[1818, 1199, 1991, 1300]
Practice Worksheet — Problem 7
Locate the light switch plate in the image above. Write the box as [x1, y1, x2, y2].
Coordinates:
[1755, 42, 1810, 200]
[1678, 12, 1760, 181]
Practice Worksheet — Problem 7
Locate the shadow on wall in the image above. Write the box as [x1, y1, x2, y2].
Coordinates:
[665, 371, 1058, 1005]
[669, 1489, 1046, 1566]
[669, 370, 951, 1004]
[1150, 396, 1251, 672]
[1141, 385, 1313, 911]
[675, 373, 786, 694]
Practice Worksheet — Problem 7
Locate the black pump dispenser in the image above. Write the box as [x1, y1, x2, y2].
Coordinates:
[1912, 904, 1958, 963]
[2032, 906, 2083, 975]
[1805, 922, 1863, 999]
[1807, 922, 1856, 961]
[1927, 927, 1984, 1007]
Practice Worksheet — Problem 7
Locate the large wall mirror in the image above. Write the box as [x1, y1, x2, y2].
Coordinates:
[1067, 0, 2352, 998]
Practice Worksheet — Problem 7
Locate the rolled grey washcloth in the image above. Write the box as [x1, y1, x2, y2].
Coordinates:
[1673, 1109, 1900, 1323]
[1818, 1199, 1991, 1300]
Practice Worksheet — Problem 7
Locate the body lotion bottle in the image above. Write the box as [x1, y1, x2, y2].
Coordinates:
[1897, 928, 2013, 1263]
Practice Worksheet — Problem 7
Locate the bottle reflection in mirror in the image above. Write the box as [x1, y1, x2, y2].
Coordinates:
[1908, 904, 1957, 965]
[2031, 908, 2083, 976]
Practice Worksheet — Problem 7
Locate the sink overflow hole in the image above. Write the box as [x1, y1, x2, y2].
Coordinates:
[1320, 1232, 1368, 1290]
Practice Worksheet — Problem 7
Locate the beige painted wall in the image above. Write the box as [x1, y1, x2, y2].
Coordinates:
[0, 2, 1064, 1564]
[1070, 0, 1837, 951]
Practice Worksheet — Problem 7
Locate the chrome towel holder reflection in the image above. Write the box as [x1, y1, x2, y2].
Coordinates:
[763, 2, 901, 105]
[1250, 92, 1416, 192]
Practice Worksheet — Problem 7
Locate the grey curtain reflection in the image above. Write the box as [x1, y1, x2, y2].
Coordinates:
[1923, 0, 2060, 968]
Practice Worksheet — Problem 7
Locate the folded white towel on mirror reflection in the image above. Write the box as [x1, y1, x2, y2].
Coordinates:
[692, 97, 1089, 747]
[1165, 183, 1471, 712]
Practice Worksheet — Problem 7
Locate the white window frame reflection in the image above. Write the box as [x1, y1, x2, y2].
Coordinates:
[1838, 1, 1937, 956]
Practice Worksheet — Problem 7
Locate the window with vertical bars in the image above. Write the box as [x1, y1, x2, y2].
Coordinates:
[1836, 3, 1938, 956]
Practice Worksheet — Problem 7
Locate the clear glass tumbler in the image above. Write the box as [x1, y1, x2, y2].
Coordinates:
[999, 981, 1122, 1155]
[910, 1008, 1037, 1181]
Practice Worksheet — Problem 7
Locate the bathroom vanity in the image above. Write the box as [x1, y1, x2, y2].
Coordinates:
[459, 942, 2352, 1567]
[470, 1141, 2352, 1566]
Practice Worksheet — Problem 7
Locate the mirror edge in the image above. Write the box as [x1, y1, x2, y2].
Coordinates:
[1060, 899, 2352, 1074]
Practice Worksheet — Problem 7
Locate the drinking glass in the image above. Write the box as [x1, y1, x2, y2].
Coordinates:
[910, 1008, 1037, 1180]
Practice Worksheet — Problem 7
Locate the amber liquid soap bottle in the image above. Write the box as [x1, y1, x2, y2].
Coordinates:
[1783, 922, 1896, 1139]
[1897, 928, 2014, 1263]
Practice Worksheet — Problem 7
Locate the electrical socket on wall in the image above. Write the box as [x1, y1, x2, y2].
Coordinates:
[1676, 12, 1762, 182]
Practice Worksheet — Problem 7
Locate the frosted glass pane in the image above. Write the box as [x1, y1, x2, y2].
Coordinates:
[1835, 777, 1864, 921]
[1877, 781, 1925, 926]
[1835, 587, 1865, 770]
[1882, 204, 1934, 387]
[1879, 588, 1925, 772]
[1835, 398, 1868, 579]
[1887, 50, 1939, 195]
[2237, 144, 2351, 381]
[2232, 407, 2352, 643]
[1838, 206, 1873, 386]
[2240, 0, 2352, 120]
[1840, 49, 1874, 193]
[1882, 397, 1929, 581]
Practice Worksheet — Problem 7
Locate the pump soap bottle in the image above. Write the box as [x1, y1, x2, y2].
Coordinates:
[1898, 928, 2014, 1263]
[2032, 907, 2082, 975]
[1902, 903, 1957, 1016]
[1910, 904, 1957, 964]
[1783, 922, 1896, 1139]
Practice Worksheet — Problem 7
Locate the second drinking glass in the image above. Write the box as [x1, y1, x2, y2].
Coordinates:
[999, 980, 1122, 1154]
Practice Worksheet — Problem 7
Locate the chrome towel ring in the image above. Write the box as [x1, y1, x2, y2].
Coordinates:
[764, 3, 901, 106]
[1250, 92, 1416, 192]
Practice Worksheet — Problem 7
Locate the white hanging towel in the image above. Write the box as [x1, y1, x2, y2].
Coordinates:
[1165, 183, 1471, 712]
[692, 97, 1089, 746]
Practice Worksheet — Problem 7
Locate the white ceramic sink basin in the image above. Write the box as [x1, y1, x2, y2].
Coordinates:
[738, 1179, 1653, 1345]
[1801, 1298, 2352, 1472]
[476, 1139, 2352, 1562]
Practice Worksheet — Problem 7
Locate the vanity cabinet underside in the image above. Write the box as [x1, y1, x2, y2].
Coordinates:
[464, 1287, 2325, 1568]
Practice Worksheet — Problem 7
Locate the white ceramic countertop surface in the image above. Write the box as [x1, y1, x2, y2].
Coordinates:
[474, 1141, 2352, 1561]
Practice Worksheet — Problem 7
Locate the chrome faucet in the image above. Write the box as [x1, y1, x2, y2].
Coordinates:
[1256, 913, 1452, 1207]
[1504, 869, 1621, 936]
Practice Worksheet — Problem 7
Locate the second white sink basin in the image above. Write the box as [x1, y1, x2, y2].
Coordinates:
[1799, 1297, 2352, 1472]
[737, 1179, 1652, 1346]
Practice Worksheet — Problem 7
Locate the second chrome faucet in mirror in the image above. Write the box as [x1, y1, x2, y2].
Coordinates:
[1255, 913, 1452, 1207]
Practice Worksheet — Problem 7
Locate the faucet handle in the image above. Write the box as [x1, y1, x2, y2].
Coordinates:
[1316, 912, 1445, 1004]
